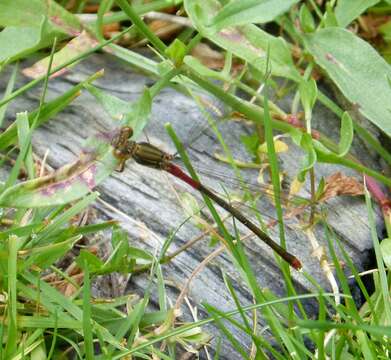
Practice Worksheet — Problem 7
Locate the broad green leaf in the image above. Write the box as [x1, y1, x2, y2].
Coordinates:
[0, 0, 82, 33]
[380, 237, 391, 268]
[184, 0, 301, 81]
[0, 17, 58, 65]
[335, 0, 380, 27]
[299, 78, 317, 121]
[338, 112, 354, 157]
[209, 0, 300, 30]
[0, 0, 85, 65]
[305, 28, 391, 137]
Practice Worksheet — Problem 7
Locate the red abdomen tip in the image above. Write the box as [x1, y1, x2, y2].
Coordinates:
[292, 258, 302, 271]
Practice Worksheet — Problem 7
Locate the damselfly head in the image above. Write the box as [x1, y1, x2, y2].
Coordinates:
[111, 126, 133, 147]
[120, 126, 133, 139]
[111, 127, 137, 172]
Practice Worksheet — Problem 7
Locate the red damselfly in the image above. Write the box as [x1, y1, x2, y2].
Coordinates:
[111, 126, 302, 270]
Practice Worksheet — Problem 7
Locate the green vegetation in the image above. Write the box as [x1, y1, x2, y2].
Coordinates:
[0, 0, 390, 358]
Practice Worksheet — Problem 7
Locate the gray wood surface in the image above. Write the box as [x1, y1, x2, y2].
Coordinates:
[0, 53, 383, 358]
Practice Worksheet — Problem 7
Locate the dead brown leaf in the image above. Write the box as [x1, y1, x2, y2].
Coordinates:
[319, 172, 364, 203]
[23, 31, 99, 79]
[148, 20, 182, 41]
[191, 43, 225, 70]
[358, 14, 391, 40]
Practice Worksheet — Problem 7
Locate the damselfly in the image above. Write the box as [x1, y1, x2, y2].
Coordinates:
[111, 126, 302, 270]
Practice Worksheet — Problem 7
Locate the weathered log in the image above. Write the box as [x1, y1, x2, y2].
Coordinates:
[0, 53, 383, 358]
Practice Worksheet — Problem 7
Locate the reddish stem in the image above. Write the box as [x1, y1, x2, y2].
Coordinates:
[365, 175, 391, 215]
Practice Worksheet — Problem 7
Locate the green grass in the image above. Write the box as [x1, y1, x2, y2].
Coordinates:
[0, 0, 390, 359]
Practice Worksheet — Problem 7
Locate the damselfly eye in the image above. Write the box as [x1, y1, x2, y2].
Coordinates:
[121, 126, 133, 139]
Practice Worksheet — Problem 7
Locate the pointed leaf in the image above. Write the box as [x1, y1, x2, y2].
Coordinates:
[184, 0, 301, 81]
[85, 84, 131, 121]
[0, 0, 82, 34]
[0, 17, 57, 64]
[335, 0, 380, 27]
[123, 88, 151, 139]
[323, 3, 339, 27]
[305, 28, 391, 137]
[338, 112, 354, 157]
[299, 4, 315, 33]
[210, 0, 300, 30]
[299, 78, 318, 120]
[165, 38, 187, 67]
[86, 85, 151, 139]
